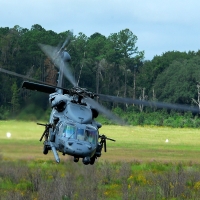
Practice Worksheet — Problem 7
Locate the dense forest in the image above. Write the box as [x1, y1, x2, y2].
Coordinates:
[1, 24, 200, 127]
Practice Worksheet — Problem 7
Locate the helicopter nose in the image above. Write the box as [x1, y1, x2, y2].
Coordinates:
[87, 144, 92, 150]
[64, 141, 93, 156]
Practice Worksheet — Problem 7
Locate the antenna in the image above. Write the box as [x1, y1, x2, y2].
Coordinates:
[77, 63, 83, 87]
[77, 52, 85, 87]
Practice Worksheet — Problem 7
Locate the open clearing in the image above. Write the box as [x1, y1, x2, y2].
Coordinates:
[1, 120, 200, 163]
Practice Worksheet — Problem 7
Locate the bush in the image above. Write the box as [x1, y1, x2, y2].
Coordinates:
[17, 104, 46, 121]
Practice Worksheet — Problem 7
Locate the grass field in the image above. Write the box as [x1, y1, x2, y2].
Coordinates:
[2, 120, 200, 199]
[1, 120, 200, 164]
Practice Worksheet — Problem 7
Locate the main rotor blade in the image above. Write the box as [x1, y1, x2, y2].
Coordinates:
[98, 94, 200, 113]
[86, 98, 127, 125]
[60, 31, 73, 51]
[38, 43, 76, 86]
[0, 67, 44, 84]
[0, 67, 71, 94]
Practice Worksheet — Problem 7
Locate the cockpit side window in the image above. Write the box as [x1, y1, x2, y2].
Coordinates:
[76, 128, 97, 144]
[63, 125, 75, 138]
[85, 129, 97, 144]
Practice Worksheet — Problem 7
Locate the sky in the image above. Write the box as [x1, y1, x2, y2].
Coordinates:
[1, 0, 200, 60]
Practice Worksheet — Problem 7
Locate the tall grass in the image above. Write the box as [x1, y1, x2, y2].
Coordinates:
[1, 159, 200, 199]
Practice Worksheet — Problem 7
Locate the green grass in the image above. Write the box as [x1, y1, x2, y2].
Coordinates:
[1, 120, 200, 163]
[2, 121, 200, 199]
[100, 125, 200, 163]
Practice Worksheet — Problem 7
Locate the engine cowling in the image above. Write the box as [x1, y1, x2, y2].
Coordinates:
[65, 102, 92, 124]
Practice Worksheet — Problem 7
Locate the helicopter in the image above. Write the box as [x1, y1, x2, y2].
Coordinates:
[0, 34, 199, 165]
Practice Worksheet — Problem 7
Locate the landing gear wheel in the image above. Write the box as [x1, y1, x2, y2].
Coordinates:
[43, 145, 48, 155]
[90, 156, 96, 165]
[74, 157, 79, 162]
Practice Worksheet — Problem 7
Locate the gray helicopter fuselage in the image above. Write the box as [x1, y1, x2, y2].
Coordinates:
[48, 93, 100, 162]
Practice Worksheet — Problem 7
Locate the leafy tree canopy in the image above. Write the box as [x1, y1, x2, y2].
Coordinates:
[154, 56, 200, 104]
[1, 24, 200, 121]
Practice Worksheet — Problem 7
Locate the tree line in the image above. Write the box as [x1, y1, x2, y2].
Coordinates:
[0, 24, 200, 126]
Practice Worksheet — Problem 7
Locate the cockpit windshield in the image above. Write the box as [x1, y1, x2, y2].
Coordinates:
[61, 123, 97, 144]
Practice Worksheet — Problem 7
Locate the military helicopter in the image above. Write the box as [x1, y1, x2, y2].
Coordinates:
[0, 34, 199, 165]
[23, 37, 123, 165]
